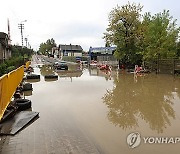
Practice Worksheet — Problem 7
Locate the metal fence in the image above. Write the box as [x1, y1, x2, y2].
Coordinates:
[0, 61, 31, 120]
[144, 59, 180, 74]
[25, 61, 31, 69]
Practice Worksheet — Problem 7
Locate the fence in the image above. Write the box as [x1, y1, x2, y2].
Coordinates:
[25, 61, 31, 69]
[0, 61, 31, 121]
[145, 59, 180, 74]
[157, 59, 180, 74]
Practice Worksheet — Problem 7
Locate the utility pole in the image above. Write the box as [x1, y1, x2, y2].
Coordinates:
[28, 42, 30, 48]
[7, 18, 11, 59]
[18, 20, 27, 47]
[25, 37, 28, 47]
[18, 23, 24, 47]
[7, 18, 11, 45]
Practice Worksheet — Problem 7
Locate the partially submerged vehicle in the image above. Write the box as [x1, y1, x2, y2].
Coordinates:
[55, 61, 68, 70]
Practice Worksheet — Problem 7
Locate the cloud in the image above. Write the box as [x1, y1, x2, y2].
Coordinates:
[0, 0, 179, 51]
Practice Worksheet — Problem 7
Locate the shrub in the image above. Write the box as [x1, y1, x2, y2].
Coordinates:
[6, 66, 16, 73]
[0, 63, 7, 77]
[0, 56, 25, 77]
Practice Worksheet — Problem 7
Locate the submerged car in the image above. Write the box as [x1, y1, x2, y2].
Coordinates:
[56, 61, 68, 70]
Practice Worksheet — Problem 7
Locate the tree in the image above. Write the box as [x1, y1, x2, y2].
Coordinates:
[104, 2, 180, 68]
[46, 38, 56, 53]
[142, 10, 180, 61]
[39, 43, 47, 55]
[176, 41, 180, 58]
[104, 2, 143, 67]
[38, 38, 56, 55]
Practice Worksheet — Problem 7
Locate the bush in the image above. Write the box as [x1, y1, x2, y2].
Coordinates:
[0, 56, 25, 77]
[6, 66, 16, 73]
[0, 63, 7, 77]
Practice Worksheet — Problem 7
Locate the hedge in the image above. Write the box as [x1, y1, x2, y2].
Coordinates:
[0, 56, 25, 77]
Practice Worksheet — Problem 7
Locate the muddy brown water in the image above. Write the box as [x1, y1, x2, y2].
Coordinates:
[1, 57, 180, 154]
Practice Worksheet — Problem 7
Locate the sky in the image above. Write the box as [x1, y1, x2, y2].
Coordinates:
[0, 0, 180, 51]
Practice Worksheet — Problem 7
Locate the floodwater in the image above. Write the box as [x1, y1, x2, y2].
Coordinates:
[1, 56, 180, 154]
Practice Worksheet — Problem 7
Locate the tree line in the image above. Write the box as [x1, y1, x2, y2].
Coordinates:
[104, 2, 180, 68]
[38, 38, 56, 55]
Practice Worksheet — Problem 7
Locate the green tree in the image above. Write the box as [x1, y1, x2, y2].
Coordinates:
[104, 3, 180, 68]
[104, 2, 143, 67]
[38, 38, 56, 55]
[39, 43, 47, 55]
[176, 41, 180, 58]
[142, 10, 180, 61]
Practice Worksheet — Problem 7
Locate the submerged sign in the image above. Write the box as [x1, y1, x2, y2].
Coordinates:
[127, 132, 180, 148]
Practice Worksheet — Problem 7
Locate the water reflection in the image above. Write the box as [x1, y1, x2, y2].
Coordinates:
[56, 64, 83, 79]
[40, 65, 55, 76]
[102, 73, 180, 133]
[88, 67, 112, 81]
[44, 78, 58, 82]
[56, 70, 83, 78]
[26, 78, 40, 83]
[23, 90, 33, 96]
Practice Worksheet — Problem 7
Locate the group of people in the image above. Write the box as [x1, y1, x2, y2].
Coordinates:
[134, 65, 144, 74]
[99, 64, 112, 71]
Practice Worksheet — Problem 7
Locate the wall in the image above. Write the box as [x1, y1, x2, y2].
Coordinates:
[74, 52, 82, 57]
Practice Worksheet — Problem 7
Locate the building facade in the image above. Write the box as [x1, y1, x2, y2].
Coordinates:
[89, 47, 116, 61]
[51, 47, 59, 58]
[58, 44, 83, 57]
[0, 32, 11, 63]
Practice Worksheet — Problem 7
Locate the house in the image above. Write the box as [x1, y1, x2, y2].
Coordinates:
[58, 44, 83, 57]
[50, 47, 59, 58]
[89, 47, 116, 61]
[0, 32, 11, 63]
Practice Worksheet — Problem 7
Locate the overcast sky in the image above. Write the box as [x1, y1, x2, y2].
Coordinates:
[0, 0, 179, 51]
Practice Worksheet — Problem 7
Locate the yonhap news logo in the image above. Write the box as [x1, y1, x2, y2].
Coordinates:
[127, 132, 141, 148]
[127, 132, 180, 149]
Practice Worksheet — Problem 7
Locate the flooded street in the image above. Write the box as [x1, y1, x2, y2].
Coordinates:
[1, 56, 180, 154]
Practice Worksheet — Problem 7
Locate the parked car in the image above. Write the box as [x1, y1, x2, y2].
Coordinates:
[53, 62, 59, 68]
[56, 61, 68, 70]
[81, 61, 88, 65]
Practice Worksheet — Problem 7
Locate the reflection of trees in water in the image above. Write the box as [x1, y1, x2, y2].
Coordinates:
[40, 65, 55, 76]
[102, 73, 180, 133]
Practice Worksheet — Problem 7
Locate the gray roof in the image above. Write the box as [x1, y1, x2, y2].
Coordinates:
[59, 44, 83, 52]
[89, 47, 116, 54]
